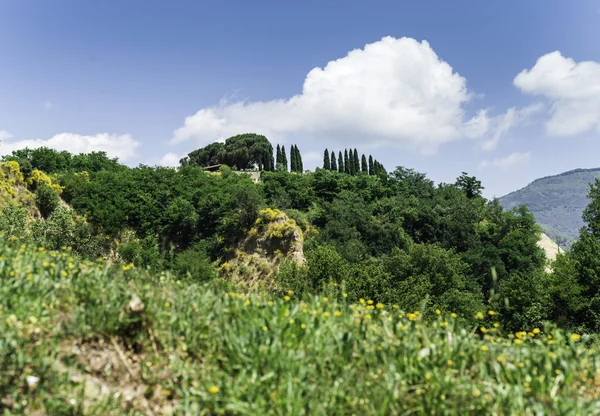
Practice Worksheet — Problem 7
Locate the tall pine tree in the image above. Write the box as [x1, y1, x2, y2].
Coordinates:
[361, 154, 368, 173]
[281, 145, 288, 172]
[353, 149, 359, 175]
[323, 149, 331, 170]
[338, 151, 344, 173]
[368, 155, 374, 175]
[344, 149, 350, 174]
[330, 151, 337, 171]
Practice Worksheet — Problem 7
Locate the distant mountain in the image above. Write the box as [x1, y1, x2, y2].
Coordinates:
[499, 168, 600, 249]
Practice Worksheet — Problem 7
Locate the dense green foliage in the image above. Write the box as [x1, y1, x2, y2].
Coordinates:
[1, 238, 599, 414]
[500, 168, 600, 248]
[5, 136, 600, 336]
[180, 133, 275, 171]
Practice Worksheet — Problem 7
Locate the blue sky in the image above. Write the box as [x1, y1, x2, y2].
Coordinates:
[1, 0, 599, 197]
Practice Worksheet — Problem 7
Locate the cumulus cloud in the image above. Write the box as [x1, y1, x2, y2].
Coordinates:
[173, 36, 494, 154]
[0, 133, 139, 161]
[158, 152, 184, 167]
[479, 152, 531, 169]
[514, 51, 600, 136]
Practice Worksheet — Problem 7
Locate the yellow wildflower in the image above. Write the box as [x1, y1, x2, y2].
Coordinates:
[208, 386, 219, 394]
[284, 295, 290, 301]
[533, 328, 541, 334]
[333, 311, 342, 317]
[376, 303, 384, 309]
[367, 300, 374, 305]
[435, 309, 441, 315]
[571, 334, 582, 342]
[480, 345, 488, 351]
[322, 297, 328, 303]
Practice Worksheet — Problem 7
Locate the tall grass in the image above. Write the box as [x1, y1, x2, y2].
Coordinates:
[1, 236, 599, 415]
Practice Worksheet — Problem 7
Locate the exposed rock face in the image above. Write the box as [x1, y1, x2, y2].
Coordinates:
[537, 233, 564, 272]
[220, 208, 306, 288]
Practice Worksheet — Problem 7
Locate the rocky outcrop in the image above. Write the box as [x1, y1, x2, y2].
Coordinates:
[219, 208, 306, 288]
[537, 233, 564, 273]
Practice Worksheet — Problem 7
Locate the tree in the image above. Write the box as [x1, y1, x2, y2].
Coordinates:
[276, 144, 282, 170]
[353, 149, 360, 175]
[455, 172, 484, 199]
[338, 151, 344, 173]
[182, 134, 273, 170]
[281, 145, 288, 172]
[296, 145, 303, 173]
[323, 149, 331, 170]
[361, 154, 368, 174]
[344, 149, 350, 174]
[290, 145, 297, 172]
[330, 152, 337, 171]
[368, 155, 374, 175]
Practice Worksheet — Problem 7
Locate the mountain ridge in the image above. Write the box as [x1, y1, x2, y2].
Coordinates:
[499, 167, 600, 249]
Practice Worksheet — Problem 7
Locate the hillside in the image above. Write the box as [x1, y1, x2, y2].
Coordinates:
[1, 237, 598, 414]
[499, 168, 600, 248]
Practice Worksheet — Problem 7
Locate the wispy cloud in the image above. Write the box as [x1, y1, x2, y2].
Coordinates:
[479, 152, 531, 169]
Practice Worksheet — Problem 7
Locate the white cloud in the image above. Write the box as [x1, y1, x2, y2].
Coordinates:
[479, 152, 531, 169]
[480, 104, 543, 151]
[43, 101, 53, 110]
[0, 130, 12, 141]
[158, 152, 183, 167]
[514, 51, 600, 136]
[0, 133, 139, 161]
[173, 36, 492, 154]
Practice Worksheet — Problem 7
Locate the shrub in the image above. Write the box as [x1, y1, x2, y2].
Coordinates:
[35, 183, 59, 218]
[173, 242, 216, 283]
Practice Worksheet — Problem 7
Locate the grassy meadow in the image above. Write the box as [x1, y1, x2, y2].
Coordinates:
[1, 236, 600, 415]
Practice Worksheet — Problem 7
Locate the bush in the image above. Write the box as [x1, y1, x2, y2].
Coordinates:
[173, 242, 216, 283]
[35, 183, 59, 218]
[0, 205, 30, 241]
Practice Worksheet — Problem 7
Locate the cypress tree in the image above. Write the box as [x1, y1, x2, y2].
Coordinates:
[297, 145, 303, 172]
[344, 149, 350, 174]
[292, 145, 298, 172]
[361, 154, 368, 173]
[338, 151, 344, 173]
[353, 149, 359, 175]
[330, 151, 337, 171]
[368, 155, 374, 175]
[323, 149, 331, 170]
[276, 144, 282, 170]
[281, 145, 288, 172]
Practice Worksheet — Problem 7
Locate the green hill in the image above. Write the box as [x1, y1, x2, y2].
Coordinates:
[499, 168, 600, 249]
[0, 237, 597, 414]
